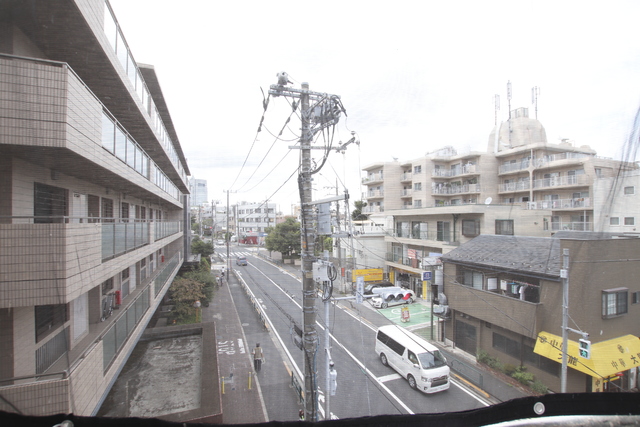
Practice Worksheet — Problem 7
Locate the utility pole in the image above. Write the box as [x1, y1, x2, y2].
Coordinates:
[225, 190, 237, 274]
[269, 74, 350, 422]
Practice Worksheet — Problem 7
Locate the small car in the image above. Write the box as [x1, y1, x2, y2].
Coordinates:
[371, 287, 415, 309]
[236, 256, 247, 266]
[363, 281, 395, 295]
[216, 239, 225, 246]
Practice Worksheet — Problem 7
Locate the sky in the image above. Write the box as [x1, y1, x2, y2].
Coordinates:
[108, 0, 640, 214]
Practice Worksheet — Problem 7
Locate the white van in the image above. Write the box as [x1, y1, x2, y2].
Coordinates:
[375, 325, 450, 393]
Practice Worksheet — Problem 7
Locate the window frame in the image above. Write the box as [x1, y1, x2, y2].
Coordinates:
[495, 219, 514, 235]
[461, 219, 480, 237]
[602, 288, 628, 318]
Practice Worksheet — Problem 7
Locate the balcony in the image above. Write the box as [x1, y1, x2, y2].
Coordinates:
[446, 281, 539, 338]
[367, 189, 384, 199]
[526, 198, 592, 210]
[499, 160, 530, 174]
[432, 183, 481, 195]
[0, 216, 182, 307]
[400, 189, 413, 198]
[533, 174, 589, 189]
[363, 206, 384, 214]
[362, 172, 384, 185]
[499, 180, 530, 193]
[400, 172, 413, 182]
[549, 221, 593, 231]
[432, 164, 477, 178]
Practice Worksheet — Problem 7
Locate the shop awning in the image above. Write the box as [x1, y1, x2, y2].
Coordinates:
[534, 332, 640, 378]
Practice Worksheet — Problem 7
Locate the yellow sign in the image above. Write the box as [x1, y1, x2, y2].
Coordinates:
[534, 331, 640, 378]
[352, 268, 383, 282]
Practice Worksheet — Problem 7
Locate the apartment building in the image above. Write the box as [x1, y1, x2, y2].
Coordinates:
[358, 107, 637, 299]
[439, 232, 640, 393]
[237, 201, 276, 244]
[0, 0, 189, 416]
[593, 169, 640, 232]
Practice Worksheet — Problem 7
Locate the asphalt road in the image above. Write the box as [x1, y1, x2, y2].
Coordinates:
[222, 247, 490, 421]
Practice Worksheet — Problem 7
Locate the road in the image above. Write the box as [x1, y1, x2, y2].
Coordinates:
[218, 246, 490, 421]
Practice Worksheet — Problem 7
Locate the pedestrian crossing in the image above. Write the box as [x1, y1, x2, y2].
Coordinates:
[217, 251, 253, 259]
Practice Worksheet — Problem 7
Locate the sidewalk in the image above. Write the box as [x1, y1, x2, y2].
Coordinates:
[204, 267, 267, 424]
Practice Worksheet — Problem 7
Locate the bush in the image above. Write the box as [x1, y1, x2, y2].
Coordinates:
[530, 380, 548, 395]
[511, 366, 534, 386]
[503, 363, 517, 376]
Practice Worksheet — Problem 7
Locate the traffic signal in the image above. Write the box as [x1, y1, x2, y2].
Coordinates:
[578, 338, 591, 359]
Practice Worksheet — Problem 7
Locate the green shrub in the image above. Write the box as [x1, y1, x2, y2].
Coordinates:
[530, 380, 548, 395]
[511, 366, 534, 385]
[502, 363, 517, 376]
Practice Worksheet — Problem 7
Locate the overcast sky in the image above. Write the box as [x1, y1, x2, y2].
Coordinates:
[109, 0, 640, 213]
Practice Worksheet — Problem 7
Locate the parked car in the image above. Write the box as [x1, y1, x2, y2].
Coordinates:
[216, 239, 225, 246]
[371, 287, 415, 309]
[363, 281, 395, 295]
[236, 256, 247, 266]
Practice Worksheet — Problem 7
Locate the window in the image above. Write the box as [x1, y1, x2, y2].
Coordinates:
[414, 182, 422, 191]
[623, 186, 635, 195]
[437, 221, 450, 241]
[35, 304, 68, 343]
[102, 198, 114, 222]
[414, 200, 422, 208]
[414, 165, 422, 174]
[609, 217, 620, 226]
[463, 270, 483, 289]
[495, 219, 514, 235]
[624, 217, 635, 226]
[602, 288, 628, 318]
[34, 183, 67, 224]
[462, 219, 480, 237]
[493, 332, 521, 359]
[632, 291, 640, 304]
[102, 278, 114, 296]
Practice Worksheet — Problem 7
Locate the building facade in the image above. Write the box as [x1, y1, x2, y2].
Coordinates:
[0, 0, 189, 416]
[188, 178, 209, 207]
[236, 201, 276, 244]
[356, 107, 637, 300]
[439, 233, 640, 393]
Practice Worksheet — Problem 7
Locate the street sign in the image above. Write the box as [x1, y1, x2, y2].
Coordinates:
[422, 271, 432, 281]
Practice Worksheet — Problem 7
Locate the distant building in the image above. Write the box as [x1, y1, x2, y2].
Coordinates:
[237, 201, 277, 244]
[189, 178, 209, 207]
[0, 1, 190, 416]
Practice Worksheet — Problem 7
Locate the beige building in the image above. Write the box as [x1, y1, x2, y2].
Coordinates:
[440, 233, 640, 393]
[0, 0, 190, 416]
[358, 107, 637, 299]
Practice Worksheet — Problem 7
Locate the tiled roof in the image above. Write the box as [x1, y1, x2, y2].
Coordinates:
[440, 235, 562, 278]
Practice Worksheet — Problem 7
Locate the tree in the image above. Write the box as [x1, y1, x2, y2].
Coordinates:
[191, 239, 214, 258]
[265, 217, 301, 258]
[352, 200, 369, 221]
[168, 276, 206, 324]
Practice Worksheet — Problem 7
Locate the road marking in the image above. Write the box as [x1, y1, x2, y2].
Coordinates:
[378, 373, 402, 383]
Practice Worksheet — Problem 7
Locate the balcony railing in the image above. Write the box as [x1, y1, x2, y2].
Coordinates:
[391, 229, 452, 242]
[499, 181, 530, 192]
[499, 160, 531, 174]
[363, 206, 384, 213]
[533, 174, 589, 189]
[431, 164, 477, 178]
[362, 172, 384, 184]
[400, 172, 412, 181]
[526, 198, 591, 210]
[401, 189, 413, 197]
[549, 221, 593, 231]
[432, 183, 481, 195]
[367, 189, 384, 198]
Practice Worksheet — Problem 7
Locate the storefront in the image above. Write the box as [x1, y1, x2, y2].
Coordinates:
[534, 332, 640, 392]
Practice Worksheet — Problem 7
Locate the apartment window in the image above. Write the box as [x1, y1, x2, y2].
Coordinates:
[495, 219, 514, 235]
[463, 270, 483, 289]
[436, 221, 450, 241]
[602, 288, 628, 318]
[632, 291, 640, 304]
[414, 200, 422, 208]
[35, 304, 68, 343]
[624, 186, 635, 195]
[414, 165, 422, 174]
[102, 198, 114, 222]
[624, 217, 635, 226]
[121, 202, 130, 222]
[102, 112, 115, 153]
[462, 219, 480, 237]
[34, 183, 68, 224]
[610, 217, 620, 226]
[414, 182, 422, 191]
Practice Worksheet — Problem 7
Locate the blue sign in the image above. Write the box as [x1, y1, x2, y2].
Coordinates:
[422, 271, 432, 281]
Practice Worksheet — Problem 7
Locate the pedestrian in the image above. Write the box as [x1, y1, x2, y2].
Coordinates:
[252, 343, 263, 372]
[298, 409, 304, 420]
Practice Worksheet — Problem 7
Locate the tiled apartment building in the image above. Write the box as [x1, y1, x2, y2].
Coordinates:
[237, 201, 276, 244]
[0, 0, 190, 416]
[358, 107, 637, 297]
